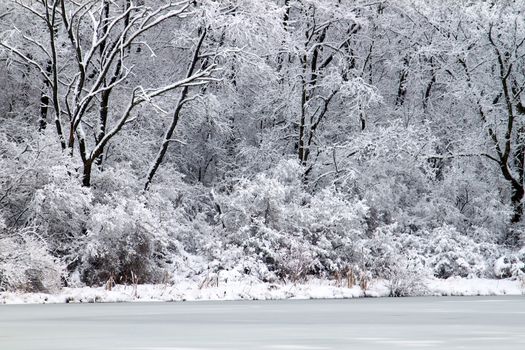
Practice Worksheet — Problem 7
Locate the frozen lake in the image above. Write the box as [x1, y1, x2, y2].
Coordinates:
[1, 296, 524, 349]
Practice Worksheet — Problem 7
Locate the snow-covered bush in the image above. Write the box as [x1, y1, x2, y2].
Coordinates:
[217, 248, 275, 283]
[361, 223, 502, 289]
[27, 168, 92, 266]
[80, 195, 170, 286]
[494, 250, 525, 279]
[228, 222, 322, 281]
[423, 225, 501, 278]
[141, 171, 226, 278]
[422, 163, 511, 238]
[0, 226, 65, 292]
[0, 133, 77, 226]
[361, 225, 429, 296]
[385, 260, 428, 297]
[220, 160, 368, 281]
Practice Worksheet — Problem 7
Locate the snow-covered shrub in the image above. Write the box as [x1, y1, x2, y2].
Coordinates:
[141, 172, 226, 280]
[367, 224, 500, 280]
[299, 188, 369, 274]
[0, 137, 89, 279]
[220, 160, 368, 281]
[0, 226, 65, 292]
[494, 250, 525, 279]
[0, 133, 77, 226]
[385, 260, 428, 297]
[230, 222, 321, 281]
[361, 225, 429, 296]
[359, 223, 503, 292]
[26, 165, 92, 266]
[216, 247, 275, 283]
[80, 196, 170, 286]
[90, 167, 228, 285]
[423, 225, 500, 278]
[422, 163, 511, 238]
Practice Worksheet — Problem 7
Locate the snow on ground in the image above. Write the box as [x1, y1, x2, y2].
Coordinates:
[427, 277, 525, 296]
[1, 277, 524, 304]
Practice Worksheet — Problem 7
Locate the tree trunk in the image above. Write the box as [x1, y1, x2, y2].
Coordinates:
[95, 90, 110, 166]
[82, 160, 93, 187]
[512, 125, 525, 223]
[423, 58, 436, 111]
[39, 62, 52, 132]
[511, 185, 524, 223]
[39, 92, 49, 132]
[395, 56, 409, 107]
[298, 75, 308, 165]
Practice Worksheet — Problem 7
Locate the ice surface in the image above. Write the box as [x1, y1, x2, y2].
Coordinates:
[0, 296, 524, 349]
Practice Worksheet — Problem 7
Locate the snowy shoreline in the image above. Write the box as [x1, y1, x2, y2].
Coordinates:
[1, 278, 523, 305]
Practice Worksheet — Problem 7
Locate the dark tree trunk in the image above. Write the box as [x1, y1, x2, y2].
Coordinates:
[39, 93, 49, 131]
[39, 62, 52, 132]
[423, 58, 436, 111]
[512, 125, 525, 223]
[511, 183, 524, 223]
[82, 160, 93, 187]
[298, 75, 308, 165]
[95, 90, 110, 166]
[395, 56, 410, 107]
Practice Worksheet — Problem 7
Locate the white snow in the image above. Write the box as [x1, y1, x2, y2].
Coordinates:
[1, 277, 523, 304]
[427, 276, 525, 296]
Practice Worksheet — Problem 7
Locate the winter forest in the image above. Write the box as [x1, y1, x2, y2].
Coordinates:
[1, 0, 525, 297]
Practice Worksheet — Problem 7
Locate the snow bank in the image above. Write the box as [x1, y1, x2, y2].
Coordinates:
[1, 277, 523, 304]
[0, 279, 366, 304]
[427, 277, 525, 296]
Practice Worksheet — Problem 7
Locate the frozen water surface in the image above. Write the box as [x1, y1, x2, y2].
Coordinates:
[1, 296, 524, 350]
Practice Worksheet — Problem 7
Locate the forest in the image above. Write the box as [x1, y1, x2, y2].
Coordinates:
[0, 0, 524, 296]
